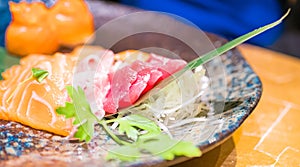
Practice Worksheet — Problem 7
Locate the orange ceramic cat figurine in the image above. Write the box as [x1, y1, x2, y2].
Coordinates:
[5, 1, 59, 56]
[5, 0, 94, 56]
[50, 0, 94, 46]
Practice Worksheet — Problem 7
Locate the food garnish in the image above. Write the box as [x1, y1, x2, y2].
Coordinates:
[31, 68, 49, 83]
[151, 9, 291, 94]
[106, 133, 202, 161]
[57, 86, 201, 161]
[56, 86, 98, 142]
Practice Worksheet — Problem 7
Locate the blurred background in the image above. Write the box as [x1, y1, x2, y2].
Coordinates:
[269, 0, 300, 58]
[0, 0, 299, 57]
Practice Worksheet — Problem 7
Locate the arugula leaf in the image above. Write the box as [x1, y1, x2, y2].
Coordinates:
[139, 134, 201, 160]
[56, 86, 98, 142]
[106, 134, 201, 161]
[106, 145, 141, 162]
[56, 102, 75, 118]
[116, 114, 161, 141]
[31, 68, 49, 82]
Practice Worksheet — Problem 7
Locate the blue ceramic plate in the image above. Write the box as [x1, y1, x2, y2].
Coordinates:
[0, 1, 262, 166]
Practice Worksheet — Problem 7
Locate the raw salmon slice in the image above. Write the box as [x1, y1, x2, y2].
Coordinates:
[0, 46, 106, 136]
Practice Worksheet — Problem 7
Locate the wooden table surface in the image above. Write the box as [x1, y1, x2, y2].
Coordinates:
[173, 44, 300, 167]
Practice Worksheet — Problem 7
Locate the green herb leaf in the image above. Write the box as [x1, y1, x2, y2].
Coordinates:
[31, 68, 49, 82]
[106, 134, 201, 161]
[118, 120, 139, 141]
[116, 114, 161, 141]
[106, 145, 141, 162]
[56, 102, 75, 118]
[185, 9, 290, 70]
[139, 134, 201, 160]
[56, 86, 98, 142]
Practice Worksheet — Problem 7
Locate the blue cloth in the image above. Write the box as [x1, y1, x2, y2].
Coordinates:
[0, 0, 55, 47]
[0, 0, 17, 47]
[120, 0, 284, 46]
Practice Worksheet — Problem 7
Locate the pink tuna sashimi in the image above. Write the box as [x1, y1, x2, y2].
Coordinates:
[103, 66, 137, 114]
[147, 53, 187, 76]
[104, 66, 163, 114]
[102, 53, 187, 114]
[128, 68, 164, 105]
[103, 62, 163, 114]
[130, 60, 164, 95]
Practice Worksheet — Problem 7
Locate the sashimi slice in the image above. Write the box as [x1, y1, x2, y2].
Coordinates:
[103, 66, 137, 113]
[147, 53, 187, 75]
[101, 50, 187, 114]
[0, 53, 77, 136]
[139, 68, 163, 95]
[0, 46, 108, 136]
[129, 68, 164, 103]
